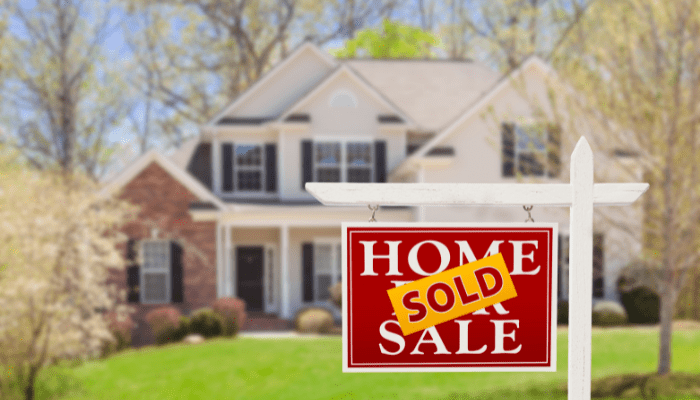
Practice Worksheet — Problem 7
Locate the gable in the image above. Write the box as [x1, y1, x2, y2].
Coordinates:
[101, 149, 226, 210]
[210, 43, 336, 123]
[347, 60, 499, 131]
[280, 66, 412, 132]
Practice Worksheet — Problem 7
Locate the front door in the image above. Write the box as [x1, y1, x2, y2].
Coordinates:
[237, 246, 264, 312]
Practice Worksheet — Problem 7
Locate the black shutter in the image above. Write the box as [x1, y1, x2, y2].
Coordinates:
[302, 140, 313, 189]
[171, 241, 184, 303]
[593, 234, 604, 298]
[222, 143, 234, 192]
[547, 124, 562, 178]
[126, 238, 139, 303]
[265, 143, 277, 192]
[502, 123, 515, 177]
[374, 140, 387, 183]
[186, 143, 212, 189]
[302, 243, 314, 302]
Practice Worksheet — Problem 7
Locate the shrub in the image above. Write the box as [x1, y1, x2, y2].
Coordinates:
[592, 301, 628, 327]
[101, 311, 134, 357]
[557, 300, 569, 325]
[145, 306, 184, 345]
[212, 297, 247, 336]
[329, 282, 342, 309]
[620, 286, 660, 324]
[294, 307, 335, 334]
[188, 308, 223, 338]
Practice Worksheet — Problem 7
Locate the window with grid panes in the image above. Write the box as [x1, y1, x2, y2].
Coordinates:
[141, 241, 170, 303]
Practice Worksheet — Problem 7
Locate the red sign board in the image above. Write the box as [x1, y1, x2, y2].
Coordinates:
[342, 223, 558, 372]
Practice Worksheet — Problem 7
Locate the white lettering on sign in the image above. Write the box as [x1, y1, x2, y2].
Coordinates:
[378, 317, 522, 356]
[407, 240, 451, 276]
[510, 241, 540, 275]
[360, 240, 541, 277]
[359, 241, 402, 276]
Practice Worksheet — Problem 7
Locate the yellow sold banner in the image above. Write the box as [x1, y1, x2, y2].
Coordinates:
[387, 253, 518, 336]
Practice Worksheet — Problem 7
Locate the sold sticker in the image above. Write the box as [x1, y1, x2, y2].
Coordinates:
[387, 253, 517, 336]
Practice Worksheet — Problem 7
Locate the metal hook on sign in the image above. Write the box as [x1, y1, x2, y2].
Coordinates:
[368, 204, 379, 222]
[523, 205, 534, 222]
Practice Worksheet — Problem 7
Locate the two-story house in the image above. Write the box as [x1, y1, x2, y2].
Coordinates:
[103, 42, 637, 343]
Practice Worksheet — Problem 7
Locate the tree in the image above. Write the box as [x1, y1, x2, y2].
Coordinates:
[0, 0, 132, 178]
[333, 19, 439, 59]
[551, 0, 700, 375]
[0, 157, 135, 400]
[439, 0, 592, 69]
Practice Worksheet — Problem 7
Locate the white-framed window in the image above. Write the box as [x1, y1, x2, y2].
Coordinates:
[140, 240, 171, 304]
[313, 239, 342, 302]
[514, 124, 547, 176]
[234, 144, 264, 192]
[313, 140, 373, 183]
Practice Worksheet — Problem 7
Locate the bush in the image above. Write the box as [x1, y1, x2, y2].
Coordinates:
[294, 307, 335, 334]
[620, 286, 660, 324]
[102, 311, 134, 356]
[145, 306, 185, 345]
[329, 282, 342, 309]
[188, 308, 223, 338]
[592, 301, 628, 326]
[212, 297, 247, 336]
[557, 300, 569, 325]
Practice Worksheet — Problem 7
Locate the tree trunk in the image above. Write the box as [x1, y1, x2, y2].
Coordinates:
[657, 289, 674, 375]
[24, 368, 36, 400]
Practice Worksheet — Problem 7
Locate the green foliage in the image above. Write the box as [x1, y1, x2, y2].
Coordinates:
[188, 308, 223, 338]
[591, 372, 700, 399]
[333, 19, 439, 59]
[621, 287, 660, 324]
[294, 307, 335, 334]
[557, 300, 568, 325]
[592, 301, 628, 327]
[211, 297, 247, 337]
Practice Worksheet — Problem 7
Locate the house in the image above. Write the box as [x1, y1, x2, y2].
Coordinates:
[102, 43, 641, 343]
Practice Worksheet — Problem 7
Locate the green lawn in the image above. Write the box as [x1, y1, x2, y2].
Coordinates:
[36, 328, 700, 400]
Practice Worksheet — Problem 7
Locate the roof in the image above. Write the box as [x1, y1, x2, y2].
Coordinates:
[345, 59, 500, 131]
[101, 149, 226, 210]
[391, 56, 554, 177]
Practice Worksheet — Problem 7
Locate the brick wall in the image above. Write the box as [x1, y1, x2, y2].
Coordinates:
[113, 161, 217, 345]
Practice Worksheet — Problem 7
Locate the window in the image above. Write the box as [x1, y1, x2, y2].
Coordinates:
[141, 241, 171, 304]
[502, 123, 561, 178]
[313, 141, 373, 183]
[556, 233, 605, 300]
[234, 144, 264, 191]
[313, 241, 342, 301]
[515, 125, 546, 176]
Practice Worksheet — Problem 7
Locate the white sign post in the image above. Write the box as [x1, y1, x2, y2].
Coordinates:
[306, 137, 648, 400]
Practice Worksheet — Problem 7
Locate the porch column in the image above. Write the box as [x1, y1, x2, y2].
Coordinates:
[216, 222, 223, 298]
[225, 224, 232, 297]
[280, 224, 291, 319]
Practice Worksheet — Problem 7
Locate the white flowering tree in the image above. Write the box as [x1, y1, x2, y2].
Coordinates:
[0, 159, 135, 400]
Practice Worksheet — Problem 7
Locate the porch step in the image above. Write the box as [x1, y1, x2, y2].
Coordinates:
[242, 312, 293, 331]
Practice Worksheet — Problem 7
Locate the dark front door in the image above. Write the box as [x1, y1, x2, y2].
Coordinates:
[237, 246, 264, 312]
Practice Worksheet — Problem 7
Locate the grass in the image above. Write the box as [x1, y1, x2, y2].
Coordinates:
[34, 328, 700, 400]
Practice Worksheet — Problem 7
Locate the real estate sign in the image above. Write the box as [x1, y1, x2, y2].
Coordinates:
[342, 223, 558, 372]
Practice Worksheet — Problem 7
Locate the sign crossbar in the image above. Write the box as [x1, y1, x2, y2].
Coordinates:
[306, 182, 647, 207]
[305, 137, 648, 400]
